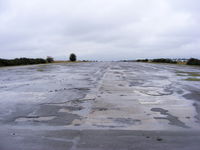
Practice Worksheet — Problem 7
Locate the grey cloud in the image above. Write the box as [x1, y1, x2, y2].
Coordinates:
[0, 0, 200, 60]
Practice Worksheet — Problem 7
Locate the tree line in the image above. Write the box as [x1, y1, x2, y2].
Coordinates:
[0, 57, 54, 67]
[136, 58, 200, 66]
[0, 53, 77, 67]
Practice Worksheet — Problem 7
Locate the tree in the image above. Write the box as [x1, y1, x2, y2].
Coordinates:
[46, 56, 54, 63]
[69, 53, 77, 61]
[187, 58, 200, 65]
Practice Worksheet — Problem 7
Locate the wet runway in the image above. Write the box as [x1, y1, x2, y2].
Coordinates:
[0, 62, 200, 150]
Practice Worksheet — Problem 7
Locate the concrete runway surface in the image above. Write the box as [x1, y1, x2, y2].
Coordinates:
[0, 62, 200, 150]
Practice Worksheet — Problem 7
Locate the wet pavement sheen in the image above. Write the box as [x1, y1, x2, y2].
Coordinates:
[0, 62, 200, 150]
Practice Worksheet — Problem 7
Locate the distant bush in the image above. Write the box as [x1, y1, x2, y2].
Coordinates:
[152, 58, 177, 64]
[187, 58, 200, 66]
[136, 59, 149, 62]
[46, 56, 54, 63]
[0, 58, 47, 67]
[82, 60, 90, 62]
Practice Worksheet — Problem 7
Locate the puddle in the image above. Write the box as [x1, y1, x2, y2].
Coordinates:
[15, 116, 56, 122]
[140, 88, 173, 96]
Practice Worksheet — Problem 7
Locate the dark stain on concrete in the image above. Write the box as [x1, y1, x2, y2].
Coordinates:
[193, 103, 200, 123]
[108, 118, 141, 125]
[2, 102, 82, 126]
[163, 88, 174, 95]
[33, 104, 81, 126]
[129, 81, 144, 87]
[23, 115, 40, 119]
[183, 90, 200, 102]
[72, 88, 90, 91]
[63, 106, 83, 111]
[92, 124, 124, 128]
[182, 89, 200, 123]
[176, 90, 184, 94]
[151, 108, 190, 128]
[157, 137, 163, 141]
[93, 107, 108, 111]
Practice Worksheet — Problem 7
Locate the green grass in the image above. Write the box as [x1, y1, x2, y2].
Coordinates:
[37, 69, 45, 72]
[176, 74, 187, 76]
[184, 78, 200, 81]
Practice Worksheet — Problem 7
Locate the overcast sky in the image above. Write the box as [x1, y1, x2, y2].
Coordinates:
[0, 0, 200, 60]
